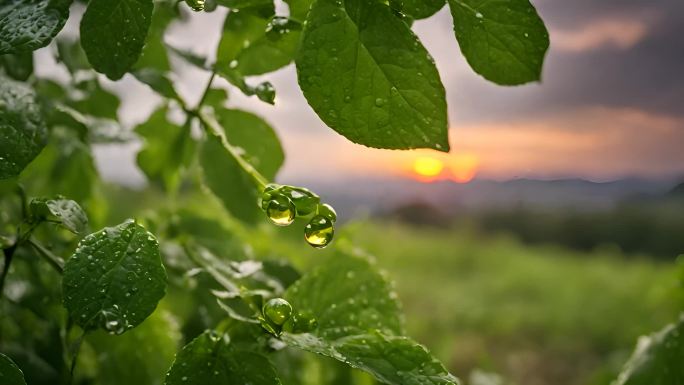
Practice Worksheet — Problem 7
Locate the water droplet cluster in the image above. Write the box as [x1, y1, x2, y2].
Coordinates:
[259, 297, 318, 336]
[260, 184, 338, 248]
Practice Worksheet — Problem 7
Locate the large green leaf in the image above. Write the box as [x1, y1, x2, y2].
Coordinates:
[135, 106, 193, 191]
[199, 109, 283, 223]
[80, 0, 154, 80]
[296, 0, 448, 151]
[447, 0, 549, 85]
[62, 220, 167, 334]
[0, 353, 26, 385]
[0, 0, 71, 54]
[281, 253, 459, 385]
[0, 76, 47, 180]
[87, 309, 181, 385]
[615, 314, 684, 385]
[165, 330, 281, 385]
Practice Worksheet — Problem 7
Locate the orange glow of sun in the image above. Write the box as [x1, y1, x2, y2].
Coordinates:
[409, 153, 479, 183]
[413, 157, 444, 177]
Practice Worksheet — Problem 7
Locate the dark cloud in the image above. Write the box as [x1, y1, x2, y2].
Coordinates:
[425, 0, 684, 125]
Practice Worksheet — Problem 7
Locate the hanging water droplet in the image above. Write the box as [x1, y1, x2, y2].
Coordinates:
[475, 12, 483, 18]
[265, 195, 296, 226]
[186, 0, 205, 11]
[304, 215, 334, 248]
[263, 297, 293, 325]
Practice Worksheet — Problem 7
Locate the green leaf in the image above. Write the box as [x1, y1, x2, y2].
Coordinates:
[615, 314, 684, 385]
[165, 330, 281, 385]
[87, 309, 181, 385]
[215, 109, 283, 180]
[62, 220, 167, 334]
[53, 104, 131, 143]
[132, 69, 181, 101]
[216, 4, 274, 66]
[0, 353, 26, 385]
[199, 109, 283, 223]
[447, 0, 549, 85]
[18, 127, 98, 203]
[333, 332, 460, 385]
[29, 197, 88, 233]
[0, 76, 48, 180]
[134, 0, 178, 72]
[135, 106, 193, 191]
[0, 51, 33, 81]
[284, 0, 311, 21]
[203, 88, 229, 108]
[0, 0, 72, 54]
[80, 0, 154, 80]
[68, 79, 121, 120]
[217, 12, 301, 76]
[391, 0, 445, 19]
[296, 0, 449, 151]
[218, 70, 277, 104]
[282, 253, 459, 385]
[237, 17, 302, 76]
[285, 253, 403, 339]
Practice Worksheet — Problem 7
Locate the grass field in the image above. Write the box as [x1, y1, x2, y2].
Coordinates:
[262, 220, 683, 385]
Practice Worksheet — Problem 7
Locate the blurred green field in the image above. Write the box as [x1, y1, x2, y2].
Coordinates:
[262, 220, 683, 385]
[75, 189, 684, 385]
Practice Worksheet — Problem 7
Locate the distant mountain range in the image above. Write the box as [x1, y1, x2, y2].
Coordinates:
[281, 176, 683, 221]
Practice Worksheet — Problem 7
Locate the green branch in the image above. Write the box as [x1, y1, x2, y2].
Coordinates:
[28, 238, 65, 274]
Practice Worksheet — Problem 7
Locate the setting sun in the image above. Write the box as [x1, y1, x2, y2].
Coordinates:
[406, 153, 479, 183]
[413, 157, 444, 177]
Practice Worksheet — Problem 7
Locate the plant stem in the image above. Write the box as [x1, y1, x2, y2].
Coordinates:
[0, 245, 17, 296]
[67, 330, 86, 385]
[0, 222, 38, 296]
[197, 71, 217, 109]
[197, 110, 269, 190]
[28, 238, 65, 274]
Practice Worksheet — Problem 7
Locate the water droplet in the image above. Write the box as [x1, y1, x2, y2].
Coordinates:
[186, 0, 205, 11]
[475, 12, 483, 18]
[263, 298, 293, 325]
[304, 215, 334, 248]
[265, 195, 296, 226]
[375, 98, 386, 107]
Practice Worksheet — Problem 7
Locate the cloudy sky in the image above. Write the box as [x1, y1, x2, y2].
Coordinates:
[47, 0, 684, 185]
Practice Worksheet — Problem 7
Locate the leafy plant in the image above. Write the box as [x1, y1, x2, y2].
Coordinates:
[4, 0, 669, 384]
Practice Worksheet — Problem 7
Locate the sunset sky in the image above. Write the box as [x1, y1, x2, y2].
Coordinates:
[44, 0, 684, 185]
